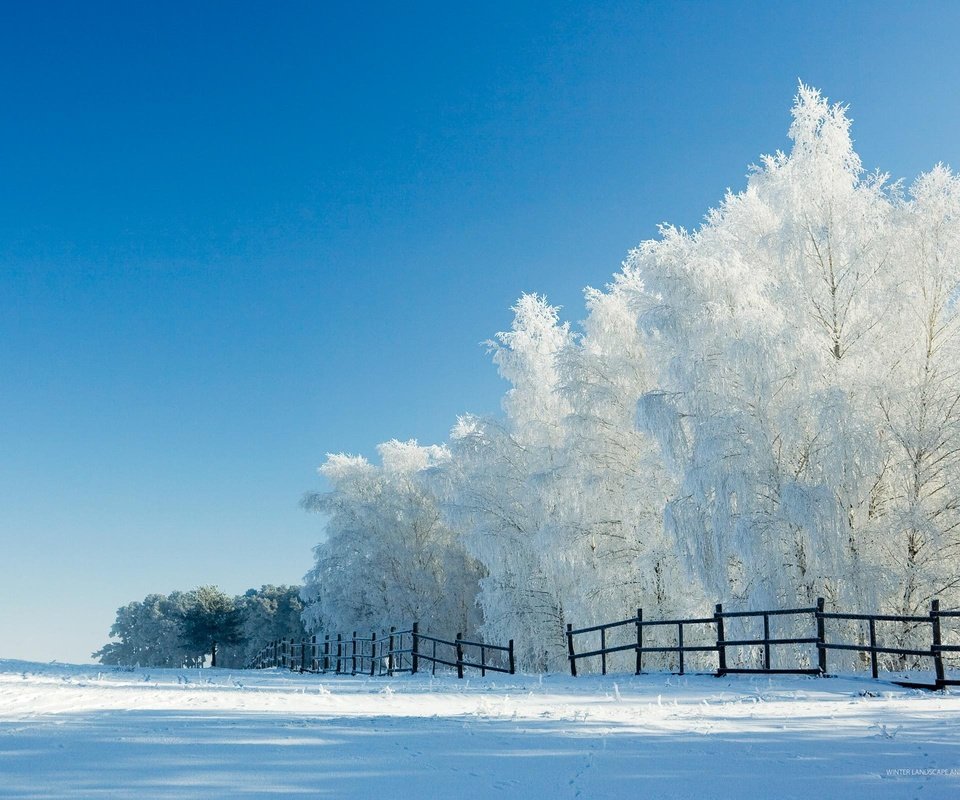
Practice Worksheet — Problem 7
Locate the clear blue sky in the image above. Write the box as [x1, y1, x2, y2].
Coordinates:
[2, 1, 959, 663]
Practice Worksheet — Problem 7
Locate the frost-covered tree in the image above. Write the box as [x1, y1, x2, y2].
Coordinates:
[440, 296, 575, 670]
[616, 84, 960, 636]
[878, 166, 960, 619]
[94, 591, 199, 667]
[440, 294, 685, 670]
[300, 440, 483, 639]
[219, 585, 309, 668]
[178, 585, 246, 667]
[96, 585, 310, 668]
[556, 286, 687, 623]
[618, 84, 893, 612]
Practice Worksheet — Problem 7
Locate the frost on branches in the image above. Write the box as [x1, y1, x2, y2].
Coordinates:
[302, 85, 960, 671]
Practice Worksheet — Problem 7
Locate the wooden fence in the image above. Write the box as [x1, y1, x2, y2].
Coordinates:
[251, 623, 515, 679]
[566, 598, 959, 690]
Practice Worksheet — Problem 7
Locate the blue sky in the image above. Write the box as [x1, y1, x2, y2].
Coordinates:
[3, 1, 959, 663]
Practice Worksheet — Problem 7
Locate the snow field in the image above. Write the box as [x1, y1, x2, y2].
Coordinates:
[2, 660, 959, 799]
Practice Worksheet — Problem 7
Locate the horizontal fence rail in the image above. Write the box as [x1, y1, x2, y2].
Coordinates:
[250, 623, 514, 680]
[566, 598, 960, 690]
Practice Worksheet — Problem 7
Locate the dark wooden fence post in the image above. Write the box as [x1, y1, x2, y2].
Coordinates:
[715, 604, 726, 676]
[411, 622, 419, 675]
[388, 627, 395, 675]
[762, 613, 771, 671]
[566, 623, 577, 677]
[480, 644, 486, 677]
[350, 632, 356, 675]
[281, 638, 288, 670]
[370, 631, 377, 677]
[323, 635, 330, 672]
[677, 623, 685, 675]
[635, 608, 643, 675]
[300, 638, 307, 673]
[456, 632, 464, 679]
[600, 626, 607, 676]
[816, 597, 827, 675]
[868, 618, 879, 679]
[336, 633, 342, 674]
[311, 635, 317, 672]
[932, 599, 945, 690]
[508, 639, 515, 675]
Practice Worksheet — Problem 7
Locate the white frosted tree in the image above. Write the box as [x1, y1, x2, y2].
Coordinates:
[301, 440, 483, 639]
[441, 295, 574, 670]
[555, 287, 688, 622]
[877, 165, 960, 621]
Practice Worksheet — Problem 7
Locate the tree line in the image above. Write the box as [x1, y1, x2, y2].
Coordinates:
[301, 84, 960, 672]
[94, 585, 307, 668]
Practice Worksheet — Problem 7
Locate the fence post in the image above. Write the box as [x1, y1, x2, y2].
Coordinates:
[370, 631, 377, 677]
[868, 617, 878, 680]
[566, 623, 578, 677]
[311, 635, 317, 672]
[411, 622, 419, 675]
[432, 639, 437, 676]
[678, 623, 685, 675]
[336, 633, 342, 675]
[388, 627, 395, 675]
[456, 632, 464, 679]
[715, 604, 726, 676]
[281, 638, 287, 670]
[300, 638, 307, 673]
[635, 608, 643, 675]
[932, 599, 945, 690]
[508, 639, 515, 675]
[600, 626, 607, 676]
[323, 635, 330, 672]
[480, 644, 486, 677]
[762, 613, 771, 672]
[816, 597, 827, 675]
[351, 632, 358, 675]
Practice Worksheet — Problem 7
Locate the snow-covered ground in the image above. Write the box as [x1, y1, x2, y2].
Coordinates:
[1, 659, 958, 799]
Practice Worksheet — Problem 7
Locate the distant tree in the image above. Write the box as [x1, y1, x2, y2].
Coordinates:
[95, 585, 306, 668]
[93, 591, 199, 667]
[178, 586, 246, 667]
[219, 585, 308, 668]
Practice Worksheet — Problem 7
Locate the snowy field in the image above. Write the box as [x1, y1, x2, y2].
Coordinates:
[1, 659, 958, 799]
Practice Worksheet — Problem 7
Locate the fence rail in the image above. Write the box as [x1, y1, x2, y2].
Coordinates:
[566, 597, 960, 690]
[251, 623, 514, 680]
